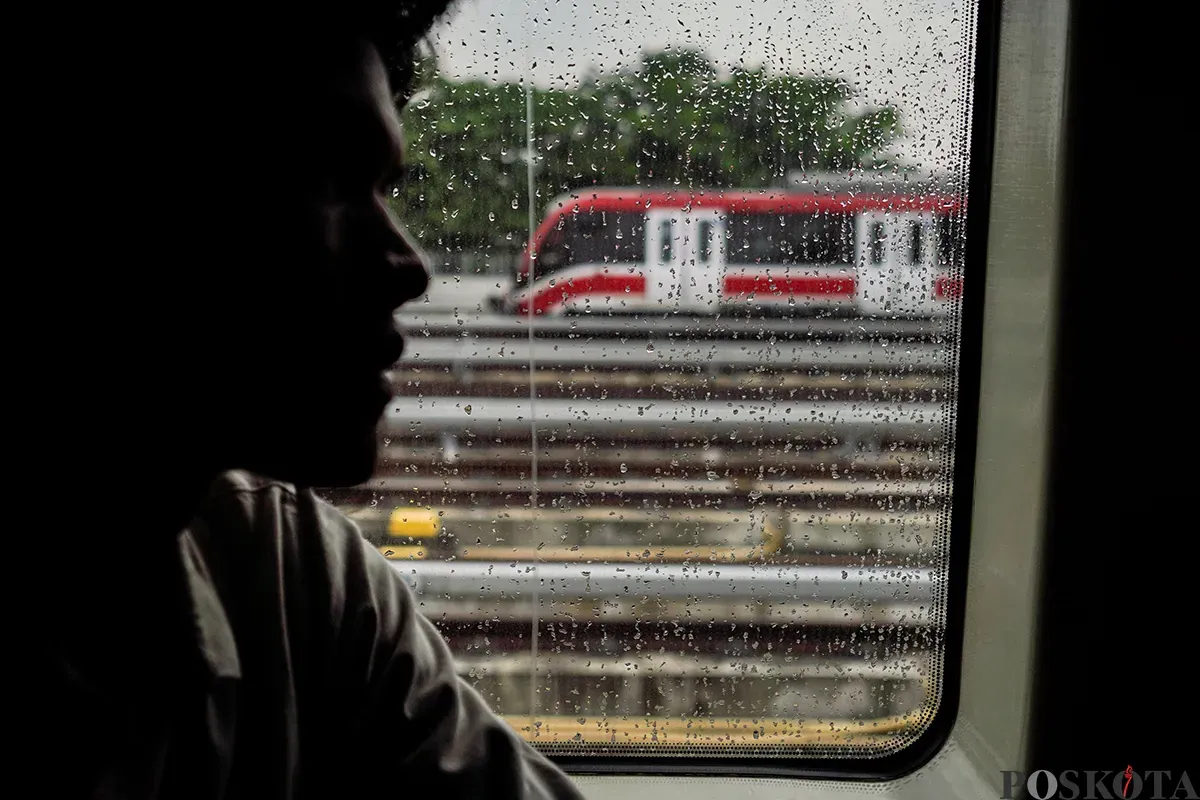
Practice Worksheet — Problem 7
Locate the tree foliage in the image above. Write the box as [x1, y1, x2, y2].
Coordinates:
[392, 48, 900, 266]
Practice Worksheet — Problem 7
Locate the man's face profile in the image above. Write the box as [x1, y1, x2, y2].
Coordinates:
[187, 38, 430, 489]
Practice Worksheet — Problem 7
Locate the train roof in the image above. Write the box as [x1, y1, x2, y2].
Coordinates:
[541, 187, 963, 217]
[547, 173, 965, 210]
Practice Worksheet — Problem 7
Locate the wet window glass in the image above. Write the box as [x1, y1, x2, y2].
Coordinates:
[326, 0, 978, 764]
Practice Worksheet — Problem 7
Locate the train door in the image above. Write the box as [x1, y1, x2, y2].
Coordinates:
[684, 211, 724, 313]
[646, 208, 725, 314]
[646, 208, 681, 311]
[855, 211, 938, 317]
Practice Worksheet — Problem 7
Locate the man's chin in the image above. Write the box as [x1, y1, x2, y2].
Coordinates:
[250, 430, 380, 489]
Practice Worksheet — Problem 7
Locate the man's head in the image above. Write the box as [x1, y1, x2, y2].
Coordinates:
[120, 4, 454, 490]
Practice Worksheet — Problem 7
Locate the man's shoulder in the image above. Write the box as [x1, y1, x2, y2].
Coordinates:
[206, 468, 302, 501]
[191, 469, 358, 549]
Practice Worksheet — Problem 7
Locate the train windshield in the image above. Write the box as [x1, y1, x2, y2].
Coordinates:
[524, 211, 646, 285]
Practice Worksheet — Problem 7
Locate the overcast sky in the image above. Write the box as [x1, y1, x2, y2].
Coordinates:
[424, 0, 975, 175]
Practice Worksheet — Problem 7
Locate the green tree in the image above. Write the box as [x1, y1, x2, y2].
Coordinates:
[391, 48, 901, 271]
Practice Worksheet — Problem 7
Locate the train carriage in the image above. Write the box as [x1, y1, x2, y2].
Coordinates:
[506, 187, 964, 318]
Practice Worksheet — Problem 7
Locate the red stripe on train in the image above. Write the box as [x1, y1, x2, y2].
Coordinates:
[934, 275, 963, 299]
[515, 273, 648, 315]
[723, 275, 857, 297]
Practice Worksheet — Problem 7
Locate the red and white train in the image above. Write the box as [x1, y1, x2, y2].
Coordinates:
[505, 187, 965, 317]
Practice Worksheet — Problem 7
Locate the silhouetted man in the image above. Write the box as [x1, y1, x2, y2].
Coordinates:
[42, 4, 585, 797]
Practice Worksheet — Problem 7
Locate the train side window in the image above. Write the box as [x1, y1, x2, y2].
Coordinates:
[794, 212, 854, 264]
[908, 220, 924, 264]
[564, 212, 646, 266]
[724, 214, 752, 261]
[869, 220, 887, 265]
[611, 213, 645, 264]
[726, 212, 856, 265]
[698, 220, 712, 263]
[659, 218, 673, 261]
[938, 214, 961, 269]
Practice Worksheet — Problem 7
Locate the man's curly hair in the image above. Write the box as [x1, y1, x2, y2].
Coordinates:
[295, 3, 455, 98]
[198, 3, 455, 103]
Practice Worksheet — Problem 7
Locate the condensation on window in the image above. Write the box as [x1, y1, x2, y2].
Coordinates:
[324, 0, 977, 761]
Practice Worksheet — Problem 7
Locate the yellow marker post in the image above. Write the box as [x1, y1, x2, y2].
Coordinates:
[387, 509, 440, 538]
[380, 509, 440, 560]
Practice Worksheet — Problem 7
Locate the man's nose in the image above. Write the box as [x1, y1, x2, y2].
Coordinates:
[379, 205, 430, 308]
[389, 228, 431, 306]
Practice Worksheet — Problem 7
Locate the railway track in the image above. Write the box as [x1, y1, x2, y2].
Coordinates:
[455, 652, 929, 724]
[320, 504, 946, 611]
[395, 311, 957, 343]
[430, 619, 935, 658]
[333, 505, 943, 566]
[391, 560, 936, 603]
[380, 322, 958, 454]
[373, 442, 941, 476]
[314, 315, 957, 745]
[381, 395, 946, 431]
[322, 477, 948, 512]
[438, 624, 935, 742]
[502, 713, 921, 753]
[396, 336, 953, 372]
[390, 366, 949, 402]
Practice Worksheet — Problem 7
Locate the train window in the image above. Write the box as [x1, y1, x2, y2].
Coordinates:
[659, 218, 673, 262]
[937, 214, 960, 269]
[908, 220, 924, 264]
[609, 214, 646, 263]
[869, 220, 887, 265]
[534, 212, 645, 279]
[698, 220, 713, 264]
[361, 0, 979, 777]
[726, 212, 853, 265]
[570, 212, 645, 266]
